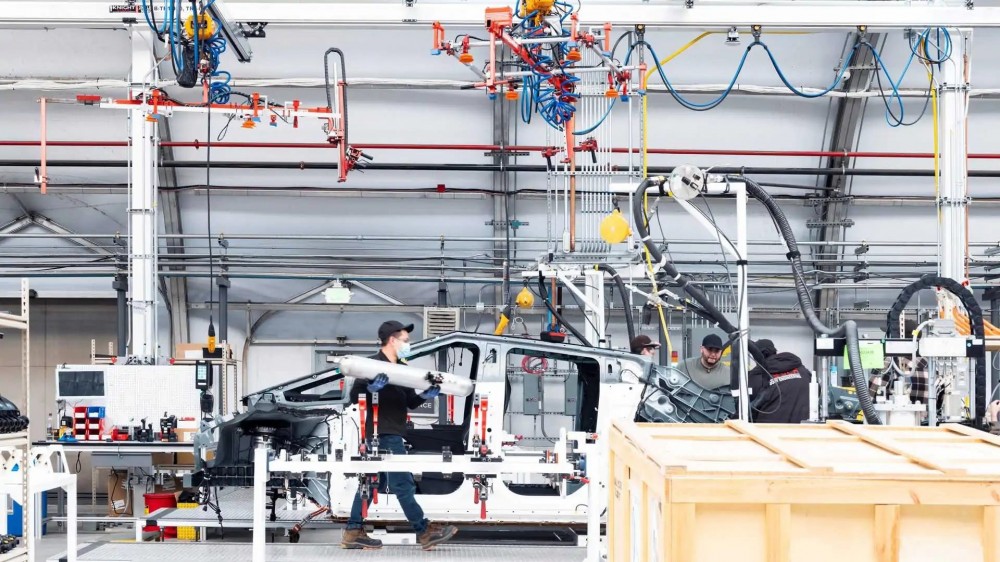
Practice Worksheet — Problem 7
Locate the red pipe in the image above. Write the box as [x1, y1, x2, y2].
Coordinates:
[4, 139, 1000, 160]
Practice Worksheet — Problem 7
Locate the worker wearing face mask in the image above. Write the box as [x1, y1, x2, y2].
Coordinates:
[343, 320, 458, 551]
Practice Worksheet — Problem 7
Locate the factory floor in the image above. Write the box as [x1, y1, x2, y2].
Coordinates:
[35, 523, 588, 561]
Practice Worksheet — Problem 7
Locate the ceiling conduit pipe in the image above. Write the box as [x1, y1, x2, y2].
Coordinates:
[7, 139, 1000, 160]
[13, 159, 1000, 177]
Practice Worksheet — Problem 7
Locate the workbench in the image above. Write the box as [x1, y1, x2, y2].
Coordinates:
[33, 441, 195, 539]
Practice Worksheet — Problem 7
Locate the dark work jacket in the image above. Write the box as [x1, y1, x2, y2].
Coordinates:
[747, 352, 812, 424]
[349, 350, 427, 437]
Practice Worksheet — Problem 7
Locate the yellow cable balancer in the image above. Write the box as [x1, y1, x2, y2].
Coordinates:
[184, 13, 217, 41]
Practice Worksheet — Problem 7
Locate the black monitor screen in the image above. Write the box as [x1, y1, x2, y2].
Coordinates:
[58, 370, 106, 397]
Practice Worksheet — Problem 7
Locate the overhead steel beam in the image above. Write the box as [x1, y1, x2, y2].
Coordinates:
[30, 213, 113, 256]
[812, 32, 881, 322]
[158, 119, 190, 350]
[0, 216, 35, 235]
[344, 280, 404, 305]
[2, 1, 1000, 29]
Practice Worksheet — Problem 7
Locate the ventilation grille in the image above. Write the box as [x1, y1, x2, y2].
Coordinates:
[424, 307, 461, 337]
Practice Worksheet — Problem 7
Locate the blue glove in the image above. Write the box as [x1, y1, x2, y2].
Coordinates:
[367, 374, 389, 393]
[419, 385, 441, 400]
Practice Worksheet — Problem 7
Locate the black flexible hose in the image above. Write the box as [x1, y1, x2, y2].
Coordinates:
[633, 174, 881, 424]
[323, 48, 349, 145]
[735, 175, 879, 423]
[538, 273, 593, 347]
[596, 263, 636, 344]
[631, 177, 766, 364]
[886, 275, 986, 423]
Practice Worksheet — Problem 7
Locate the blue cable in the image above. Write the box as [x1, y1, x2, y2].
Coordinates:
[759, 42, 858, 99]
[140, 0, 170, 35]
[644, 40, 756, 111]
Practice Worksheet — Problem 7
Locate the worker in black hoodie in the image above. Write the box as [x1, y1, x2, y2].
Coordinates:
[746, 339, 812, 423]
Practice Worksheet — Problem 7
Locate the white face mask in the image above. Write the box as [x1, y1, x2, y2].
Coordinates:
[395, 339, 412, 359]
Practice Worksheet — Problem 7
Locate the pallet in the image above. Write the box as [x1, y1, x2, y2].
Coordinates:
[608, 420, 1000, 562]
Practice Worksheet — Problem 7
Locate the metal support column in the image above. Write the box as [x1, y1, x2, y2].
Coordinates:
[217, 276, 230, 344]
[113, 274, 128, 356]
[127, 27, 160, 362]
[938, 30, 971, 284]
[735, 184, 750, 422]
[583, 269, 606, 347]
[252, 446, 268, 562]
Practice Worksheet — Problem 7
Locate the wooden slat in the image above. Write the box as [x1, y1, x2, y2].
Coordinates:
[943, 423, 1000, 449]
[985, 506, 1000, 562]
[670, 504, 696, 562]
[828, 421, 966, 475]
[670, 477, 1000, 506]
[725, 420, 821, 472]
[874, 505, 900, 562]
[765, 504, 791, 562]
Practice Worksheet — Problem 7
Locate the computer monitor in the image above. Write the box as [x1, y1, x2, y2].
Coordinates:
[56, 369, 106, 400]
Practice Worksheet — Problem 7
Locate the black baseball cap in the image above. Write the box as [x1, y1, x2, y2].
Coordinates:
[701, 334, 724, 350]
[378, 320, 414, 344]
[630, 334, 660, 354]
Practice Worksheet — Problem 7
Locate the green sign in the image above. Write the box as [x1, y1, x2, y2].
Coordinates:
[843, 340, 885, 370]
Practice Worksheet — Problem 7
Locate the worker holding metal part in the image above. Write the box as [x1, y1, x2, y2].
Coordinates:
[629, 334, 660, 358]
[679, 334, 729, 390]
[342, 320, 459, 551]
[746, 339, 812, 423]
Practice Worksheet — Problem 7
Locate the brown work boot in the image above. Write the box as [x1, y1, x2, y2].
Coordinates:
[417, 522, 458, 550]
[341, 528, 383, 550]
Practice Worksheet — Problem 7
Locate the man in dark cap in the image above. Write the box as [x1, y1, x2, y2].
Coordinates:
[342, 320, 458, 550]
[746, 338, 812, 423]
[629, 334, 661, 358]
[679, 334, 728, 390]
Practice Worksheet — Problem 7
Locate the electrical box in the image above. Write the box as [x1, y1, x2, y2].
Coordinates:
[919, 337, 970, 358]
[563, 373, 579, 416]
[523, 373, 541, 415]
[195, 361, 212, 390]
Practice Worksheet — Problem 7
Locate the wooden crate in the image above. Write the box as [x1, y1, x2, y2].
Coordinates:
[608, 419, 1000, 562]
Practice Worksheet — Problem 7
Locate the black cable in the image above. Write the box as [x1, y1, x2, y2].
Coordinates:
[207, 82, 215, 334]
[872, 47, 934, 127]
[886, 275, 987, 423]
[537, 272, 592, 346]
[596, 263, 636, 343]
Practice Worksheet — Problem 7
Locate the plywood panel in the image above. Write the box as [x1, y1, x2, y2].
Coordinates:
[898, 506, 983, 561]
[789, 505, 876, 562]
[693, 504, 765, 562]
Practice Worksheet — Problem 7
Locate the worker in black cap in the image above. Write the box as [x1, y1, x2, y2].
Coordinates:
[629, 334, 660, 358]
[746, 338, 812, 423]
[679, 334, 729, 390]
[343, 320, 458, 550]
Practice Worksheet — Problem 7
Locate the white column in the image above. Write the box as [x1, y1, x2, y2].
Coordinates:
[252, 447, 269, 562]
[66, 478, 77, 562]
[128, 28, 160, 361]
[937, 30, 970, 284]
[584, 269, 606, 347]
[736, 184, 750, 422]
